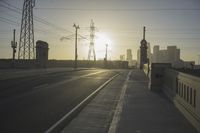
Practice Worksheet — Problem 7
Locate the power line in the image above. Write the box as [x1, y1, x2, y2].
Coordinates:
[0, 0, 81, 43]
[0, 0, 91, 41]
[34, 7, 200, 11]
[0, 1, 73, 34]
[0, 17, 20, 26]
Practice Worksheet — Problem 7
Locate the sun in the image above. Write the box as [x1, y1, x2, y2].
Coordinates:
[95, 32, 112, 59]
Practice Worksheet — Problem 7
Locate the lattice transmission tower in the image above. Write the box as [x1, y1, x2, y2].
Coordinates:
[88, 20, 96, 61]
[18, 0, 36, 59]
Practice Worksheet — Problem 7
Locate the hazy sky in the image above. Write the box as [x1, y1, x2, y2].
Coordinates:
[0, 0, 200, 63]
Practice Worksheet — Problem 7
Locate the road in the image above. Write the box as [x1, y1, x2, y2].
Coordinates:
[0, 68, 120, 133]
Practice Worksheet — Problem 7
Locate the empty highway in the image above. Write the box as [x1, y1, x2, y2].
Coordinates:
[0, 68, 122, 133]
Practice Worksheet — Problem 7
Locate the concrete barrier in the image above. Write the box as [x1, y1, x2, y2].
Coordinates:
[0, 59, 128, 69]
[148, 63, 200, 132]
[163, 69, 200, 132]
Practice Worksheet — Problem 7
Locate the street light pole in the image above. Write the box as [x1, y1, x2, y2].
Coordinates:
[73, 23, 79, 69]
[105, 44, 108, 61]
[104, 44, 108, 68]
[11, 29, 17, 67]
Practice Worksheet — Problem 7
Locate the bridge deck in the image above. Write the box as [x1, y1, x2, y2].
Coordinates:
[62, 69, 198, 133]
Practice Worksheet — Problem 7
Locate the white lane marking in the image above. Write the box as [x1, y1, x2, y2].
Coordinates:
[47, 70, 107, 87]
[33, 84, 49, 89]
[108, 70, 132, 133]
[45, 73, 119, 133]
[127, 81, 148, 83]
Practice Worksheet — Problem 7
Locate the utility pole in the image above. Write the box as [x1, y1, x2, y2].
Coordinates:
[105, 44, 108, 61]
[73, 23, 79, 69]
[18, 0, 36, 59]
[104, 44, 108, 68]
[11, 29, 17, 67]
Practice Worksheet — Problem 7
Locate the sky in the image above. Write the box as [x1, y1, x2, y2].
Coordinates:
[0, 0, 200, 63]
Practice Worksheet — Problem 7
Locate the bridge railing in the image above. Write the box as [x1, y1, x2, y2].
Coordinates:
[163, 68, 200, 132]
[147, 63, 200, 132]
[162, 69, 200, 131]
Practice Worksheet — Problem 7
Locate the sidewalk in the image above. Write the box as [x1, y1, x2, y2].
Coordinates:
[116, 69, 198, 133]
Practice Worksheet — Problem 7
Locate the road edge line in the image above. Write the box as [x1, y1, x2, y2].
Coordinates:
[45, 73, 119, 133]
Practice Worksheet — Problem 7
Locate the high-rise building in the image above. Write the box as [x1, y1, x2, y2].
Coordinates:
[137, 49, 140, 68]
[147, 42, 152, 62]
[126, 49, 132, 61]
[126, 49, 133, 66]
[153, 45, 159, 62]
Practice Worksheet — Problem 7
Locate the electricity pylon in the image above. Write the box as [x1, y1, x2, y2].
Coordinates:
[18, 0, 36, 59]
[87, 19, 96, 61]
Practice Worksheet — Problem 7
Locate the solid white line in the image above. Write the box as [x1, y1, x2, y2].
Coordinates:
[127, 81, 148, 83]
[45, 73, 119, 133]
[108, 70, 132, 133]
[33, 84, 49, 89]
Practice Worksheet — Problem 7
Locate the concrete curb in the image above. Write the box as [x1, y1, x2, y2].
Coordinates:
[45, 73, 119, 133]
[108, 71, 131, 133]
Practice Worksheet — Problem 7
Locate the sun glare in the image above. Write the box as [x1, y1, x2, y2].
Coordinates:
[95, 33, 112, 59]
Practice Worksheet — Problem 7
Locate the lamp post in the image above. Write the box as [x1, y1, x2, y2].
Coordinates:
[73, 23, 79, 69]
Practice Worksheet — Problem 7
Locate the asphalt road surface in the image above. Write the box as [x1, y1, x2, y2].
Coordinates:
[0, 69, 120, 133]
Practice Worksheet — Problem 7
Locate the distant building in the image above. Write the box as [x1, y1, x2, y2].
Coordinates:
[126, 49, 132, 61]
[120, 55, 125, 61]
[147, 42, 152, 62]
[152, 45, 180, 66]
[140, 26, 148, 69]
[36, 40, 49, 68]
[126, 49, 133, 66]
[152, 45, 195, 68]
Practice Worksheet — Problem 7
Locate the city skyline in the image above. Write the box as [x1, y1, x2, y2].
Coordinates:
[0, 0, 200, 63]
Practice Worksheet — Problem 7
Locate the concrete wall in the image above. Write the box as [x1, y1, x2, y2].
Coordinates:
[148, 63, 200, 132]
[148, 63, 171, 91]
[0, 59, 128, 69]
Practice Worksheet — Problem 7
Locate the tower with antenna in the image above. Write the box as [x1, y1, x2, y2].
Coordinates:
[140, 26, 148, 69]
[18, 0, 35, 59]
[88, 20, 96, 61]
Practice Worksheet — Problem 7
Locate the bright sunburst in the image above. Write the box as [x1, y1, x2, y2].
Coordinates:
[95, 32, 112, 59]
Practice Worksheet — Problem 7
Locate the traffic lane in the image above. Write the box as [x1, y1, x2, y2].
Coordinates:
[0, 69, 106, 101]
[0, 69, 109, 105]
[0, 69, 102, 90]
[0, 68, 89, 80]
[0, 70, 118, 133]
